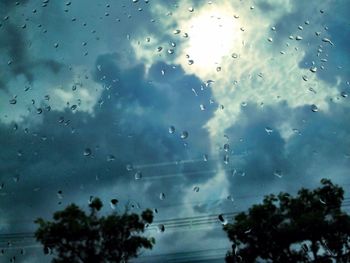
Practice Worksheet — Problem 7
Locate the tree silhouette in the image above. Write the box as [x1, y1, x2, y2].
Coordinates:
[35, 198, 155, 263]
[224, 179, 350, 263]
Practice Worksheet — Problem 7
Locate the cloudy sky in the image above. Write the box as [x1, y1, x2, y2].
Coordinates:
[0, 0, 349, 262]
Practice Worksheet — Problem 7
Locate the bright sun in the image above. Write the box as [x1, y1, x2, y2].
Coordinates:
[180, 6, 241, 72]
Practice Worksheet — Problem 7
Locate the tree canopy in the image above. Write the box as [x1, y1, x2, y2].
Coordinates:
[35, 198, 155, 263]
[224, 179, 350, 263]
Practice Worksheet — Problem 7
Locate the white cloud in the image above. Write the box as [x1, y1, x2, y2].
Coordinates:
[130, 0, 342, 219]
[134, 0, 339, 142]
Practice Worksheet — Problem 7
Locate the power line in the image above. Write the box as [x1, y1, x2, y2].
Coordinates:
[1, 203, 350, 244]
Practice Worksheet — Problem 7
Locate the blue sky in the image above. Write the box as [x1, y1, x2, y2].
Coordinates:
[0, 0, 349, 262]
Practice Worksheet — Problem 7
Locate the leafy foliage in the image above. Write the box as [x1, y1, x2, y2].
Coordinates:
[35, 198, 155, 263]
[224, 179, 350, 262]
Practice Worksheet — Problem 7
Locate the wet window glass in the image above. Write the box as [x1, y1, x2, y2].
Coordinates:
[0, 0, 349, 262]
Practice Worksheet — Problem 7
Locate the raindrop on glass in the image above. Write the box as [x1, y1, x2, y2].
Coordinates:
[265, 127, 274, 135]
[126, 164, 134, 171]
[273, 170, 283, 178]
[311, 104, 318, 112]
[83, 148, 92, 156]
[110, 198, 118, 209]
[158, 224, 165, 232]
[168, 126, 175, 134]
[227, 195, 234, 202]
[203, 154, 208, 162]
[107, 154, 115, 162]
[341, 91, 348, 98]
[224, 154, 229, 165]
[218, 214, 228, 225]
[180, 131, 188, 139]
[310, 67, 317, 73]
[223, 143, 230, 152]
[134, 171, 142, 180]
[57, 190, 63, 199]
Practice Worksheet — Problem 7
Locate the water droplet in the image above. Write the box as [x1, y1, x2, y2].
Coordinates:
[224, 154, 229, 165]
[267, 37, 273, 42]
[310, 67, 317, 73]
[57, 190, 63, 199]
[296, 36, 303, 41]
[231, 53, 238, 59]
[180, 131, 188, 139]
[265, 127, 274, 135]
[203, 154, 208, 162]
[309, 87, 317, 94]
[199, 104, 206, 111]
[157, 46, 163, 52]
[110, 198, 118, 209]
[227, 195, 234, 202]
[13, 175, 20, 182]
[193, 186, 200, 192]
[83, 148, 92, 156]
[341, 91, 348, 98]
[188, 59, 194, 65]
[311, 104, 318, 112]
[159, 192, 165, 200]
[54, 43, 59, 48]
[223, 143, 230, 152]
[302, 75, 308, 81]
[298, 25, 303, 30]
[188, 7, 194, 12]
[107, 154, 115, 162]
[9, 98, 17, 104]
[134, 171, 142, 180]
[173, 29, 181, 34]
[273, 170, 283, 178]
[218, 214, 228, 225]
[167, 49, 174, 54]
[126, 164, 134, 171]
[168, 126, 175, 134]
[158, 224, 165, 232]
[216, 66, 221, 72]
[237, 170, 246, 177]
[322, 38, 334, 46]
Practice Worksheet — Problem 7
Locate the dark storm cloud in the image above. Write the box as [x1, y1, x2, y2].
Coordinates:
[261, 0, 350, 86]
[0, 52, 217, 240]
[219, 100, 350, 212]
[92, 53, 217, 209]
[0, 4, 65, 92]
